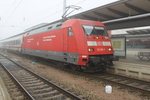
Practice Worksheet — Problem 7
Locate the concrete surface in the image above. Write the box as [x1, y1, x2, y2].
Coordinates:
[107, 49, 150, 81]
[107, 61, 150, 81]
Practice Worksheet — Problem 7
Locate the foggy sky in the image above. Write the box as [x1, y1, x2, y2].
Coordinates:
[0, 0, 118, 40]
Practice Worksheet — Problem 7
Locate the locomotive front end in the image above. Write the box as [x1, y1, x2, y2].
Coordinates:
[79, 23, 114, 71]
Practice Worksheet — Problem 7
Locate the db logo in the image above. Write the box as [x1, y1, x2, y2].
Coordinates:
[97, 42, 102, 46]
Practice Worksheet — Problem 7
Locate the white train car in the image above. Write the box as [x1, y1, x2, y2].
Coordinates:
[0, 33, 24, 52]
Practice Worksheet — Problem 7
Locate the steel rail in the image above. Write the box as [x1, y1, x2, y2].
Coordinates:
[93, 73, 150, 93]
[0, 63, 35, 100]
[0, 55, 84, 100]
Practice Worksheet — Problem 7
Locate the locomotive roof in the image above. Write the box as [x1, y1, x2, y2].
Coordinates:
[25, 19, 64, 32]
[0, 18, 102, 41]
[25, 23, 48, 31]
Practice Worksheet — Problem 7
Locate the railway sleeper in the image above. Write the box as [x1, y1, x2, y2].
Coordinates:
[21, 80, 42, 84]
[7, 84, 17, 89]
[9, 88, 19, 93]
[23, 82, 45, 87]
[19, 77, 38, 82]
[12, 91, 23, 97]
[103, 77, 116, 80]
[27, 84, 49, 90]
[17, 75, 35, 79]
[118, 80, 131, 84]
[33, 90, 59, 98]
[97, 76, 107, 78]
[147, 88, 150, 91]
[14, 75, 36, 79]
[16, 73, 34, 76]
[32, 87, 53, 94]
[138, 85, 150, 89]
[12, 95, 25, 100]
[6, 82, 16, 86]
[111, 78, 124, 82]
[3, 79, 13, 82]
[127, 83, 143, 88]
[126, 81, 139, 85]
[42, 94, 66, 100]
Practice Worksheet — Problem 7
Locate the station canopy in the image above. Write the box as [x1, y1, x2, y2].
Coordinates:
[112, 28, 150, 39]
[127, 29, 150, 35]
[71, 0, 150, 30]
[26, 0, 150, 31]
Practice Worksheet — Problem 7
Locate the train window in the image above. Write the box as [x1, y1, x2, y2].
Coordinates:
[83, 25, 107, 36]
[48, 26, 52, 29]
[27, 23, 63, 36]
[56, 24, 62, 27]
[68, 27, 73, 36]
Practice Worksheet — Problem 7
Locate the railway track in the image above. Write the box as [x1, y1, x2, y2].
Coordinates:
[92, 73, 150, 94]
[0, 55, 84, 100]
[1, 53, 150, 99]
[0, 69, 27, 100]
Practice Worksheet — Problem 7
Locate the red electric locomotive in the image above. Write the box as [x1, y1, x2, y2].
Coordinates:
[22, 19, 113, 71]
[0, 19, 113, 71]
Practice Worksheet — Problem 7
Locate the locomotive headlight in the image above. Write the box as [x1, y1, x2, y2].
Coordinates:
[88, 48, 94, 52]
[108, 48, 112, 51]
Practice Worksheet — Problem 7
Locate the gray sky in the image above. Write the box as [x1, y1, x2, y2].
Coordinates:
[0, 0, 118, 40]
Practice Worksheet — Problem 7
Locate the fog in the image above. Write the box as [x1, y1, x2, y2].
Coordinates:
[0, 0, 118, 40]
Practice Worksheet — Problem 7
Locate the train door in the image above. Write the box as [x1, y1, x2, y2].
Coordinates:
[63, 28, 68, 62]
[67, 27, 77, 52]
[63, 27, 77, 64]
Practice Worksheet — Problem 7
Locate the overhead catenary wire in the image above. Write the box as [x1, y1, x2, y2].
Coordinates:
[31, 0, 88, 23]
[4, 0, 89, 30]
[0, 0, 97, 41]
[0, 0, 17, 24]
[5, 0, 17, 14]
[7, 0, 23, 19]
[75, 0, 88, 5]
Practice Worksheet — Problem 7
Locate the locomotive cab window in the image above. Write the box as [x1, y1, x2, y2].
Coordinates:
[83, 25, 107, 36]
[68, 27, 73, 36]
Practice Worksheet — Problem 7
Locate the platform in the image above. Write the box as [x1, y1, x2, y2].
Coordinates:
[0, 77, 11, 100]
[107, 61, 150, 81]
[121, 49, 150, 66]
